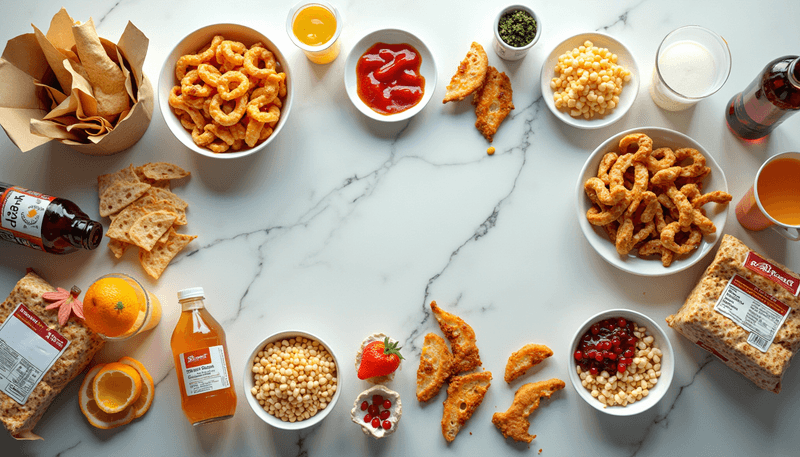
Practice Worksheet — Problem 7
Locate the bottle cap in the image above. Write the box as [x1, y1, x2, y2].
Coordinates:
[177, 287, 205, 300]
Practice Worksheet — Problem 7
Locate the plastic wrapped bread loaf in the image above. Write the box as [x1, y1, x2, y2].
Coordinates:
[0, 271, 104, 439]
[666, 235, 800, 393]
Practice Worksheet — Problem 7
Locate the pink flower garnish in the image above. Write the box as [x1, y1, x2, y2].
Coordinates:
[42, 286, 84, 326]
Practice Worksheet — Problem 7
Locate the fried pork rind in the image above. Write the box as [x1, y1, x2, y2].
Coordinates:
[583, 133, 732, 267]
[441, 371, 492, 442]
[442, 42, 488, 103]
[474, 66, 514, 142]
[504, 344, 553, 383]
[430, 301, 481, 375]
[416, 333, 454, 402]
[491, 378, 565, 443]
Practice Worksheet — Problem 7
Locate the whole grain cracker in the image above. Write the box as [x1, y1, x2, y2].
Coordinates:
[106, 205, 149, 242]
[141, 162, 190, 181]
[139, 229, 197, 279]
[129, 210, 177, 252]
[97, 164, 138, 197]
[98, 181, 150, 217]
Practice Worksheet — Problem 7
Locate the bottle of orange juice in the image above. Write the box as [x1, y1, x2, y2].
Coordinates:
[171, 287, 236, 426]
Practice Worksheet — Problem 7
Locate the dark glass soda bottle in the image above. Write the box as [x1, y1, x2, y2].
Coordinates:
[0, 183, 103, 254]
[726, 56, 800, 140]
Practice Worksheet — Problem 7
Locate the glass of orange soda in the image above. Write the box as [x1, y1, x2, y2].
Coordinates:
[286, 1, 342, 64]
[83, 273, 162, 340]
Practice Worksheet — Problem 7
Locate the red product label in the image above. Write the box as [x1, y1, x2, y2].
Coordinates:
[12, 304, 69, 351]
[744, 252, 800, 296]
[695, 340, 729, 362]
[182, 347, 211, 369]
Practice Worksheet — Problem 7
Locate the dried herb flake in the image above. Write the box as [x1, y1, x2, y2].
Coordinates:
[498, 10, 537, 48]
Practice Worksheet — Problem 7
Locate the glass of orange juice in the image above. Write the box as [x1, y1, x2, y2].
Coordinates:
[83, 273, 162, 341]
[735, 151, 800, 240]
[286, 1, 342, 64]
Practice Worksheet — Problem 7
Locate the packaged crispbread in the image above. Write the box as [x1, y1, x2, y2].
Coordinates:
[666, 234, 800, 393]
[0, 271, 104, 439]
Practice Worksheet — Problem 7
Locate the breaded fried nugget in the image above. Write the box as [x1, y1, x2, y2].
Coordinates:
[504, 344, 553, 383]
[442, 42, 488, 103]
[474, 66, 514, 142]
[441, 371, 492, 442]
[491, 378, 565, 443]
[430, 301, 482, 375]
[417, 333, 454, 402]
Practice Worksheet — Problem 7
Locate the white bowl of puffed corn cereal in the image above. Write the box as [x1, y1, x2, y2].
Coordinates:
[568, 309, 674, 416]
[244, 330, 341, 429]
[540, 32, 639, 129]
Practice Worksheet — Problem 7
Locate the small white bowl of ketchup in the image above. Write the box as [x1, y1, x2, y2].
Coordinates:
[344, 29, 437, 122]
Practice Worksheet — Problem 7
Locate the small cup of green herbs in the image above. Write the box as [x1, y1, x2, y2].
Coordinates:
[493, 5, 540, 61]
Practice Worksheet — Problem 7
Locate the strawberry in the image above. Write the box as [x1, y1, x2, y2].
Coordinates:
[358, 337, 404, 380]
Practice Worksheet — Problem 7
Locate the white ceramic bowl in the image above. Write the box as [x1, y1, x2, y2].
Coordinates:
[576, 126, 729, 276]
[243, 330, 341, 430]
[158, 24, 293, 159]
[492, 5, 541, 61]
[568, 309, 674, 416]
[344, 29, 436, 122]
[540, 32, 639, 129]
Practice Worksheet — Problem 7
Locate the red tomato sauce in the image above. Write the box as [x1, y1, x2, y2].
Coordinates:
[356, 42, 425, 115]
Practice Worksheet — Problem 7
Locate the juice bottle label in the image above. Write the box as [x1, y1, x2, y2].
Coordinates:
[0, 187, 55, 251]
[179, 345, 231, 396]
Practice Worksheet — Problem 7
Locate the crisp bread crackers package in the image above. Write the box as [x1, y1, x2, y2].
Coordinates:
[666, 235, 800, 393]
[0, 271, 104, 439]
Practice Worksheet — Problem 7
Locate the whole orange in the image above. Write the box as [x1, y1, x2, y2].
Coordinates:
[83, 278, 141, 337]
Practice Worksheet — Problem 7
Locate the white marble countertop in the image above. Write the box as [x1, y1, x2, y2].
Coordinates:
[1, 0, 799, 455]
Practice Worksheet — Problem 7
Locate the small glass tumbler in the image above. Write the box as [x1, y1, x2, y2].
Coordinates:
[286, 1, 342, 64]
[649, 26, 731, 111]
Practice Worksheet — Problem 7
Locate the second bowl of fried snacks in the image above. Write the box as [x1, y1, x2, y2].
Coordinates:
[158, 23, 293, 159]
[576, 127, 730, 276]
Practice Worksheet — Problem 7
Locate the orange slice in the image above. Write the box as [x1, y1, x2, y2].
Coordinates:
[92, 362, 143, 414]
[79, 364, 137, 429]
[118, 357, 155, 418]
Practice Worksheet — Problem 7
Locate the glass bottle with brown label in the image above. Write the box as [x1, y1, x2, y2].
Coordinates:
[726, 56, 800, 140]
[171, 287, 237, 426]
[0, 183, 103, 254]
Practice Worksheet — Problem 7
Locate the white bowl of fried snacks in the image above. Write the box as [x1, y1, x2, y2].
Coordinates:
[576, 127, 730, 276]
[244, 330, 341, 430]
[568, 309, 674, 416]
[344, 28, 437, 122]
[540, 32, 638, 129]
[158, 24, 292, 158]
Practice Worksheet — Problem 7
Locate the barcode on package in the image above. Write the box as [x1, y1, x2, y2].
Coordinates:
[747, 332, 770, 352]
[714, 275, 791, 353]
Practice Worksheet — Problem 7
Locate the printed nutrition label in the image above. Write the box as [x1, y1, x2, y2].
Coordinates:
[179, 345, 231, 396]
[714, 275, 792, 353]
[0, 304, 69, 404]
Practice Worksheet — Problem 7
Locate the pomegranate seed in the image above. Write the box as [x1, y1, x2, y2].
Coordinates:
[617, 363, 627, 373]
[372, 418, 380, 428]
[373, 395, 384, 405]
[618, 318, 627, 327]
[613, 346, 623, 354]
[605, 322, 615, 331]
[574, 350, 583, 361]
[619, 331, 629, 339]
[380, 410, 390, 420]
[360, 401, 369, 411]
[383, 399, 392, 409]
[589, 366, 599, 376]
[368, 405, 378, 416]
[611, 337, 621, 347]
[586, 350, 597, 360]
[623, 349, 633, 358]
[590, 325, 599, 335]
[607, 353, 617, 360]
[595, 353, 603, 362]
[364, 414, 372, 423]
[382, 420, 392, 430]
[603, 341, 612, 351]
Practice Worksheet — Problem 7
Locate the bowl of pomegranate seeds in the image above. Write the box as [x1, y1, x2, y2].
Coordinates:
[568, 309, 674, 416]
[350, 385, 402, 438]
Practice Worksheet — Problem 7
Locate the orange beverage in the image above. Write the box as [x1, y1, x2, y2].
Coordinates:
[287, 2, 342, 64]
[757, 157, 800, 225]
[84, 273, 162, 340]
[171, 287, 236, 426]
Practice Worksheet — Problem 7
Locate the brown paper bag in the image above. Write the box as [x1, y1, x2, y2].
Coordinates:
[0, 9, 153, 155]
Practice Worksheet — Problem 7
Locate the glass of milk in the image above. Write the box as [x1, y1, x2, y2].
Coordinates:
[650, 26, 731, 111]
